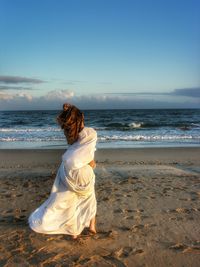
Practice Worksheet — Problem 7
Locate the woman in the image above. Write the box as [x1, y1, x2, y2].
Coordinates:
[28, 104, 97, 239]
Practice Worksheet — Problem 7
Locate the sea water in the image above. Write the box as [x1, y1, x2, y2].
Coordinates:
[0, 109, 200, 149]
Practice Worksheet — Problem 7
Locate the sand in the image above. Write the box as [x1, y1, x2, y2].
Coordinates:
[0, 148, 200, 267]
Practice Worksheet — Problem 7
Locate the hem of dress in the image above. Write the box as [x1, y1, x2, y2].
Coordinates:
[28, 218, 94, 236]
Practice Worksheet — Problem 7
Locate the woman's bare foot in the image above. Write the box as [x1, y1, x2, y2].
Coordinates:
[71, 235, 78, 240]
[89, 217, 96, 234]
[89, 228, 97, 234]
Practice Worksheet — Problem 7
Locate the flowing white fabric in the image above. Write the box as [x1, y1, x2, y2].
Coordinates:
[28, 127, 97, 235]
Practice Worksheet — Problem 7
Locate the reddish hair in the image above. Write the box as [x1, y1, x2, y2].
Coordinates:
[57, 104, 84, 144]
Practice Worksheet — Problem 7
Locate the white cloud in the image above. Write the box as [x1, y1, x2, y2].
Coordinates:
[0, 92, 33, 101]
[16, 92, 33, 101]
[45, 90, 74, 101]
[0, 92, 14, 100]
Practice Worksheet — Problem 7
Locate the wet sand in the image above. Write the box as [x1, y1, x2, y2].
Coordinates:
[0, 148, 200, 267]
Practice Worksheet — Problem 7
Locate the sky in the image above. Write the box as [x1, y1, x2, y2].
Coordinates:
[0, 0, 200, 110]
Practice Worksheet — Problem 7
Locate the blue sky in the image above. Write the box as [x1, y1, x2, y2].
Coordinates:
[0, 0, 200, 109]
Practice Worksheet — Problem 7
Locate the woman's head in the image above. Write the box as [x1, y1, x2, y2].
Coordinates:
[57, 104, 84, 145]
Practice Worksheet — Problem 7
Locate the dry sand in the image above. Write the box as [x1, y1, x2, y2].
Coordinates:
[0, 148, 200, 267]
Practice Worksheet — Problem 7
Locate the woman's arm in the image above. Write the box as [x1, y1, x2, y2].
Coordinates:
[88, 159, 96, 169]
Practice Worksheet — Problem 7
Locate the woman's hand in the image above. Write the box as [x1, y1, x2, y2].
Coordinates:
[89, 160, 96, 169]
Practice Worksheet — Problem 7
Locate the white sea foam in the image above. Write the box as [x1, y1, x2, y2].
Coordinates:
[128, 122, 142, 128]
[99, 134, 200, 141]
[1, 134, 200, 142]
[191, 123, 200, 128]
[0, 137, 65, 142]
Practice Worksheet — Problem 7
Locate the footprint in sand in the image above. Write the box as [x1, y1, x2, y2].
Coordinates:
[124, 215, 134, 220]
[118, 223, 155, 233]
[4, 256, 30, 267]
[183, 246, 200, 254]
[93, 230, 118, 240]
[3, 193, 12, 199]
[131, 223, 156, 232]
[4, 209, 14, 214]
[113, 246, 144, 258]
[133, 189, 139, 192]
[178, 198, 189, 201]
[175, 208, 191, 214]
[102, 197, 109, 201]
[162, 187, 171, 193]
[189, 191, 199, 201]
[0, 215, 27, 224]
[103, 255, 128, 267]
[23, 181, 30, 188]
[118, 177, 138, 185]
[77, 254, 127, 267]
[118, 226, 132, 231]
[4, 181, 12, 186]
[114, 208, 124, 214]
[166, 207, 199, 214]
[169, 241, 200, 254]
[115, 193, 123, 197]
[116, 208, 134, 214]
[131, 224, 144, 232]
[76, 257, 91, 265]
[135, 209, 144, 213]
[148, 195, 156, 199]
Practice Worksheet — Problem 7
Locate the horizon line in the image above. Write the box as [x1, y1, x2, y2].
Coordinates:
[1, 107, 200, 112]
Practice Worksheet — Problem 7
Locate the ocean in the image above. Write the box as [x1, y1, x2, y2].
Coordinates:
[0, 109, 200, 149]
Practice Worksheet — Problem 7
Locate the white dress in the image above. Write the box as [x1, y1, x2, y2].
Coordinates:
[28, 127, 97, 235]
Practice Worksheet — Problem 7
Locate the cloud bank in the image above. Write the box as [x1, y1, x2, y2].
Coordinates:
[0, 75, 45, 84]
[0, 85, 34, 91]
[0, 88, 199, 110]
[172, 88, 200, 98]
[106, 88, 200, 98]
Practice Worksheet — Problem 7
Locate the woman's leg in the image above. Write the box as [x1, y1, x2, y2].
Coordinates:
[89, 216, 96, 233]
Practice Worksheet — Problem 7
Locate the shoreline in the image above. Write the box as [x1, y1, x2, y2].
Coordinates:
[0, 147, 200, 168]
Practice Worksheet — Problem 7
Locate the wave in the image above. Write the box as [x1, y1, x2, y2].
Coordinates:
[102, 122, 143, 130]
[128, 122, 142, 128]
[191, 123, 200, 128]
[99, 134, 200, 141]
[99, 122, 199, 131]
[1, 122, 199, 133]
[0, 127, 61, 132]
[0, 123, 143, 133]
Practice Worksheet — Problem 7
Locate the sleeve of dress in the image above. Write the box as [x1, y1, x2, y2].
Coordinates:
[62, 128, 97, 171]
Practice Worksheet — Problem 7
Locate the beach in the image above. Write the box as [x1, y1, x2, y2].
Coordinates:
[0, 147, 200, 267]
